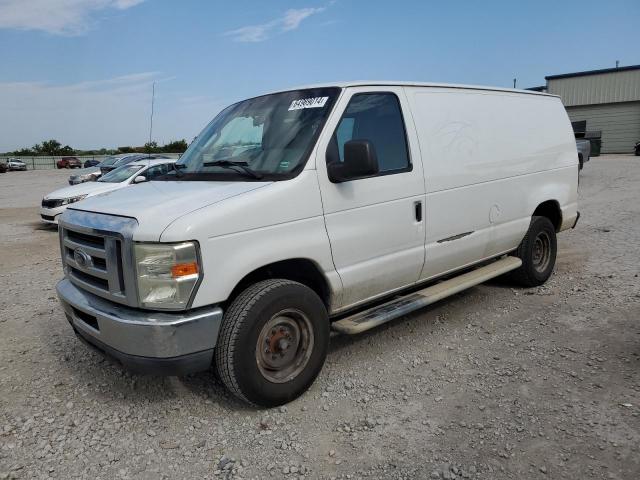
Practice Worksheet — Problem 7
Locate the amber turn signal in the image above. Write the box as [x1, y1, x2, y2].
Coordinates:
[171, 262, 199, 278]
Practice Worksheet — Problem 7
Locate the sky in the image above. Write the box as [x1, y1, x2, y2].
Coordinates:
[0, 0, 639, 152]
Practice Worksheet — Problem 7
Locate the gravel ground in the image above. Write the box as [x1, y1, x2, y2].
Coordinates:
[1, 156, 639, 480]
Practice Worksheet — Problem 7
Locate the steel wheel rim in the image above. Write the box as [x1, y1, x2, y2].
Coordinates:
[256, 309, 314, 384]
[532, 231, 551, 273]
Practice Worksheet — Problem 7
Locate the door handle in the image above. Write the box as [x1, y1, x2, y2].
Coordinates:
[414, 201, 422, 222]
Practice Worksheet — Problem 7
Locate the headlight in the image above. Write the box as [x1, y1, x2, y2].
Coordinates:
[62, 194, 87, 205]
[134, 242, 201, 309]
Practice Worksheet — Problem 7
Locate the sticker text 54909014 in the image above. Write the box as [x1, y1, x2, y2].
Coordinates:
[288, 97, 329, 111]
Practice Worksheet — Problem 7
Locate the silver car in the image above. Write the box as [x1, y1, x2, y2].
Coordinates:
[6, 158, 27, 171]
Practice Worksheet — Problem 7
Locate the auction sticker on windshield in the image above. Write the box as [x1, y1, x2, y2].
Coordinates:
[288, 97, 329, 111]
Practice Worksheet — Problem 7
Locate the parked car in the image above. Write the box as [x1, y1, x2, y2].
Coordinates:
[99, 154, 169, 174]
[41, 158, 176, 224]
[635, 141, 640, 156]
[576, 138, 591, 170]
[83, 159, 101, 168]
[68, 166, 103, 185]
[54, 81, 579, 406]
[0, 162, 7, 173]
[57, 157, 82, 169]
[6, 158, 27, 171]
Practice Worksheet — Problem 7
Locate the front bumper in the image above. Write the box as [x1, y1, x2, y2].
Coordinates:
[56, 278, 223, 375]
[40, 205, 66, 224]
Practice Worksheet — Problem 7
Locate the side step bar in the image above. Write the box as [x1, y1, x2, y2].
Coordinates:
[331, 256, 522, 335]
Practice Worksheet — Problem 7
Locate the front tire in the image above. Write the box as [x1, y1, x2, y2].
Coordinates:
[509, 216, 557, 287]
[215, 279, 329, 407]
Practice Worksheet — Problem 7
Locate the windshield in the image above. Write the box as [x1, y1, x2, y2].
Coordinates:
[98, 165, 143, 183]
[100, 156, 121, 167]
[171, 87, 340, 181]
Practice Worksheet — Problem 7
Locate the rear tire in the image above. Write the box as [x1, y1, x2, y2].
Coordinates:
[509, 216, 557, 287]
[215, 279, 329, 407]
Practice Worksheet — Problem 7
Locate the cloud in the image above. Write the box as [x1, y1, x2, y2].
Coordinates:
[0, 0, 146, 35]
[0, 72, 226, 151]
[224, 6, 325, 42]
[282, 8, 324, 31]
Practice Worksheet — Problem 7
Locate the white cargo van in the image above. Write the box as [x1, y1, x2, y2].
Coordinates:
[56, 82, 579, 406]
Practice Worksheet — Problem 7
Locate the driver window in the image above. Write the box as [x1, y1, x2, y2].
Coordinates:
[328, 93, 410, 174]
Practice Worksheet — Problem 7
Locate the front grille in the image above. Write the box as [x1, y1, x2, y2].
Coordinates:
[61, 224, 129, 304]
[41, 214, 55, 221]
[42, 198, 64, 208]
[67, 229, 105, 248]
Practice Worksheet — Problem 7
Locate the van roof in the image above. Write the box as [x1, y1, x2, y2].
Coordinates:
[274, 81, 558, 98]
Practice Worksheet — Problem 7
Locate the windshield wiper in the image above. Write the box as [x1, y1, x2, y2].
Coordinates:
[174, 163, 186, 178]
[202, 160, 263, 179]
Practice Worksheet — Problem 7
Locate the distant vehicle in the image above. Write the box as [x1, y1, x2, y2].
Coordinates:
[56, 157, 82, 169]
[635, 141, 640, 156]
[83, 159, 101, 168]
[576, 138, 591, 170]
[99, 154, 170, 174]
[6, 158, 27, 171]
[68, 166, 102, 185]
[41, 158, 176, 224]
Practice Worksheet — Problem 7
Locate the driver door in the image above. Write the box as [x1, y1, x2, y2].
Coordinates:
[316, 87, 426, 310]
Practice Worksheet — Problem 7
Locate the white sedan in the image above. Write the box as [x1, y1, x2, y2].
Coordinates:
[40, 158, 176, 225]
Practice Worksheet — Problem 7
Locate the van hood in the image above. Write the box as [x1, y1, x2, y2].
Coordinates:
[69, 180, 272, 236]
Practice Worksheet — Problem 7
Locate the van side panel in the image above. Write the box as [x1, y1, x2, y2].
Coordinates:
[405, 87, 578, 281]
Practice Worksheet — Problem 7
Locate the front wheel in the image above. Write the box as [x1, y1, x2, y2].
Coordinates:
[509, 216, 557, 287]
[215, 279, 329, 407]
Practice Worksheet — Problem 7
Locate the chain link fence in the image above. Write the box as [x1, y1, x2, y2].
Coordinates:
[0, 154, 182, 170]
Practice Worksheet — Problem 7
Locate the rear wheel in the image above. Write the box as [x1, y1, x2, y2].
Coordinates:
[215, 279, 329, 407]
[578, 155, 584, 170]
[509, 216, 557, 287]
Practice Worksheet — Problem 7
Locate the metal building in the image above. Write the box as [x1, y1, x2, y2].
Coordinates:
[542, 65, 640, 154]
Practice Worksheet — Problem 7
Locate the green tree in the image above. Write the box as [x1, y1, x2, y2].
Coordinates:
[59, 145, 75, 155]
[13, 148, 36, 156]
[144, 141, 159, 154]
[37, 139, 63, 155]
[161, 139, 188, 153]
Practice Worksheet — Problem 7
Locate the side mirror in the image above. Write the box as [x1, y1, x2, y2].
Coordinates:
[133, 175, 147, 184]
[327, 140, 379, 183]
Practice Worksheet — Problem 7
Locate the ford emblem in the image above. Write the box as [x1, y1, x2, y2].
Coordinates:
[73, 248, 92, 268]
